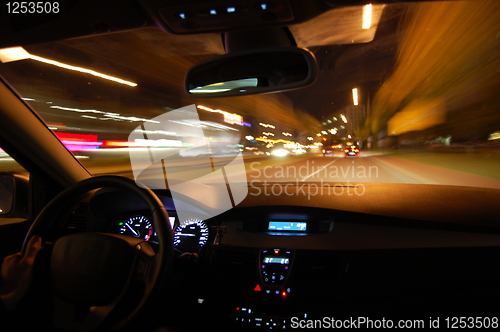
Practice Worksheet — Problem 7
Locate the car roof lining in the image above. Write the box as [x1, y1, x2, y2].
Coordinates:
[0, 0, 445, 49]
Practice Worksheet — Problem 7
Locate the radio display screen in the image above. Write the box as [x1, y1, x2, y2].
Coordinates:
[268, 221, 307, 232]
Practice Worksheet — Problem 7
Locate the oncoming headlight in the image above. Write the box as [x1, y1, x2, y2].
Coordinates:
[272, 149, 289, 157]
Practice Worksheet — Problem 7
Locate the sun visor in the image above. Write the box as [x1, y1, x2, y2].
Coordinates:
[289, 5, 385, 47]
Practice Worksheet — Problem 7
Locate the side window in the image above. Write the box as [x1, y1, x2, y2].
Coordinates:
[0, 147, 27, 173]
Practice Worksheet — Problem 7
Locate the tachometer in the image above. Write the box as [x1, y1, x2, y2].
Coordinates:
[173, 218, 209, 253]
[118, 215, 153, 241]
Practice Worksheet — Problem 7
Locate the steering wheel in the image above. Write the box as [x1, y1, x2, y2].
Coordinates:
[21, 175, 173, 331]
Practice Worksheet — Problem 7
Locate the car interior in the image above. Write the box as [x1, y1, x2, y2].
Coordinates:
[1, 0, 499, 331]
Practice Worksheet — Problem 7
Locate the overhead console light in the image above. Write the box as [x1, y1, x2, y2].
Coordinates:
[159, 0, 294, 34]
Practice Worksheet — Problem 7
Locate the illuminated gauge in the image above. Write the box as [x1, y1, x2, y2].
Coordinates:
[173, 218, 209, 253]
[118, 215, 153, 241]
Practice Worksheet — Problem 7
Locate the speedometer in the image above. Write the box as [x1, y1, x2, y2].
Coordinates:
[173, 218, 209, 253]
[118, 215, 153, 241]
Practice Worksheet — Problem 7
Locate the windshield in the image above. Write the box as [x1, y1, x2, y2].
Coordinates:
[1, 1, 499, 190]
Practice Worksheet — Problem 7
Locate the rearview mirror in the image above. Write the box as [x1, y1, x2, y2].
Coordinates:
[185, 47, 317, 97]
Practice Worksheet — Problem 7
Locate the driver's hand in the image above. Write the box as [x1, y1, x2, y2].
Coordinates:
[0, 235, 42, 311]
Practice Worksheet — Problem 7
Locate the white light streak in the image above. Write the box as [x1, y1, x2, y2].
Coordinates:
[0, 47, 137, 87]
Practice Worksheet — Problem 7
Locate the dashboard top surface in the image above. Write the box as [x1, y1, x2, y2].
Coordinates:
[88, 187, 500, 253]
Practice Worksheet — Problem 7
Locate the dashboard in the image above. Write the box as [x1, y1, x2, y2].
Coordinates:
[82, 187, 500, 331]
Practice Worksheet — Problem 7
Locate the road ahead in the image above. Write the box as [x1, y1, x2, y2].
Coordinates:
[6, 149, 495, 190]
[90, 150, 500, 190]
[243, 152, 500, 189]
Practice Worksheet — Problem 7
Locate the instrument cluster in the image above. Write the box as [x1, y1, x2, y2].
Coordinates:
[114, 213, 210, 253]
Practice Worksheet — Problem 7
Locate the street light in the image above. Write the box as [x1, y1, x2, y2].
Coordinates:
[341, 114, 348, 123]
[352, 88, 359, 106]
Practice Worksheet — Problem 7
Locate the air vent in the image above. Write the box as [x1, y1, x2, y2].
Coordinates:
[215, 249, 257, 272]
[211, 248, 259, 288]
[293, 251, 343, 282]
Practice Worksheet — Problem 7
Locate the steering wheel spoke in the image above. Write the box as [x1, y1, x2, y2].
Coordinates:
[53, 294, 122, 332]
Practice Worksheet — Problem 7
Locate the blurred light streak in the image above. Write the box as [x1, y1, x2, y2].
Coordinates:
[50, 105, 159, 123]
[134, 139, 182, 147]
[102, 140, 132, 148]
[255, 138, 294, 144]
[224, 113, 243, 125]
[488, 132, 500, 141]
[103, 113, 160, 123]
[50, 105, 104, 114]
[134, 129, 176, 136]
[388, 99, 445, 135]
[196, 105, 243, 126]
[55, 132, 102, 151]
[0, 47, 137, 87]
[368, 0, 500, 139]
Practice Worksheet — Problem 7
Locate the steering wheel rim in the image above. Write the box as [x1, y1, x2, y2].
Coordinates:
[22, 175, 173, 331]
